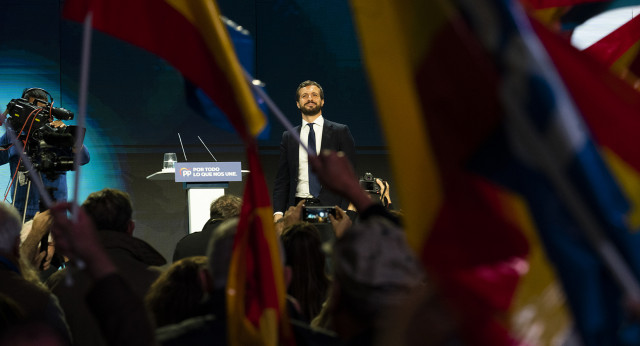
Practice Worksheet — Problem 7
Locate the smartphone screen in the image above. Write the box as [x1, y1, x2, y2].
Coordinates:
[302, 206, 336, 223]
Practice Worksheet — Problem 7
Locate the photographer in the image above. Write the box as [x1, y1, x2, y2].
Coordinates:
[0, 88, 90, 222]
[358, 173, 393, 210]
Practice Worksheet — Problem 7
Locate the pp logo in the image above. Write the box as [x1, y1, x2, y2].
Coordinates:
[180, 168, 192, 177]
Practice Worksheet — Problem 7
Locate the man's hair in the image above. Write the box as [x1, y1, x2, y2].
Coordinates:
[144, 256, 208, 327]
[295, 80, 324, 100]
[0, 203, 22, 254]
[22, 88, 49, 103]
[206, 218, 239, 290]
[209, 195, 242, 219]
[82, 188, 133, 233]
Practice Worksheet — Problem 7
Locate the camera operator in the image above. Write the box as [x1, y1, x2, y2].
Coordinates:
[0, 88, 90, 222]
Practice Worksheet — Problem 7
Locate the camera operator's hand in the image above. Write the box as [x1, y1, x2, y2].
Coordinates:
[283, 199, 305, 230]
[50, 120, 67, 129]
[329, 206, 352, 238]
[309, 150, 374, 212]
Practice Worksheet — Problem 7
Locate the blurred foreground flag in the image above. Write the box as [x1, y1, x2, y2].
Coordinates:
[523, 0, 640, 35]
[351, 0, 640, 344]
[583, 12, 640, 89]
[63, 0, 266, 139]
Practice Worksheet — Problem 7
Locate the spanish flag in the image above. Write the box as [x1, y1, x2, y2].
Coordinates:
[63, 1, 292, 345]
[63, 0, 266, 139]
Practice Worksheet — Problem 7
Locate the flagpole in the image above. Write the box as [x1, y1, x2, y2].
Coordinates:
[243, 70, 312, 155]
[4, 130, 52, 208]
[62, 10, 93, 286]
[71, 11, 93, 221]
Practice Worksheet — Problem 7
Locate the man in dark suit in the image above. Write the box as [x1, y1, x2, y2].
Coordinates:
[273, 80, 355, 222]
[172, 194, 242, 262]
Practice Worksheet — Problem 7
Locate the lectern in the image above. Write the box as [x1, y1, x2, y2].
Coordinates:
[147, 161, 242, 234]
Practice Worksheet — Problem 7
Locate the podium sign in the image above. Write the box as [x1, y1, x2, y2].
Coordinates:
[174, 162, 242, 182]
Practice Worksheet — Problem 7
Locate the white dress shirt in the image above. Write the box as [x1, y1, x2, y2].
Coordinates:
[296, 115, 324, 198]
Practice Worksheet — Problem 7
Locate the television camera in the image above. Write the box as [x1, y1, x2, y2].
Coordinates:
[4, 96, 82, 178]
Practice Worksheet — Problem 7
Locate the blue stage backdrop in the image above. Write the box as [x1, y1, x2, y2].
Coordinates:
[0, 0, 388, 262]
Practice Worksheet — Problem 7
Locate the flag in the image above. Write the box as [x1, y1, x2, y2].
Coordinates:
[351, 0, 640, 344]
[63, 0, 266, 140]
[350, 0, 535, 343]
[184, 17, 271, 140]
[523, 0, 640, 35]
[63, 1, 292, 345]
[226, 140, 293, 346]
[583, 12, 640, 89]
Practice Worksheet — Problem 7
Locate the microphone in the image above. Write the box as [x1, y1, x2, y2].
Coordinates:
[178, 133, 188, 161]
[198, 136, 218, 162]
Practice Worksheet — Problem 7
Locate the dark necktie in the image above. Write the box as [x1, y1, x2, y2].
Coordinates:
[307, 123, 321, 197]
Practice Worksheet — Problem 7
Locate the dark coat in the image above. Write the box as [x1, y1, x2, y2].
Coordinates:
[273, 118, 356, 213]
[47, 231, 166, 346]
[172, 219, 223, 262]
[0, 258, 70, 342]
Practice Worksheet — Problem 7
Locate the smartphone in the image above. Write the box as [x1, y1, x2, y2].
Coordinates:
[302, 206, 336, 223]
[39, 232, 49, 270]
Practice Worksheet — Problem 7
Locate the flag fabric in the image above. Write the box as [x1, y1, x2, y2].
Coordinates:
[350, 0, 534, 343]
[583, 13, 640, 89]
[63, 0, 266, 140]
[524, 0, 640, 34]
[523, 15, 640, 344]
[351, 0, 640, 344]
[184, 17, 271, 140]
[63, 1, 291, 345]
[226, 140, 293, 346]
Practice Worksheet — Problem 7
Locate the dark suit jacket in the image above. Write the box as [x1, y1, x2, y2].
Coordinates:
[273, 118, 355, 213]
[172, 219, 223, 262]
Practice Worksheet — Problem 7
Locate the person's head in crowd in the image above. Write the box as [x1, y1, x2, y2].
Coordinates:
[327, 216, 424, 341]
[0, 202, 23, 259]
[210, 195, 242, 220]
[82, 188, 134, 234]
[22, 88, 48, 107]
[204, 218, 291, 294]
[205, 218, 240, 291]
[145, 256, 208, 327]
[281, 223, 330, 322]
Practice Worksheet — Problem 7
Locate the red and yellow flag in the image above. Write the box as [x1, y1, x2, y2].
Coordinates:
[227, 141, 293, 346]
[63, 1, 292, 345]
[350, 0, 569, 344]
[583, 13, 640, 89]
[64, 0, 265, 139]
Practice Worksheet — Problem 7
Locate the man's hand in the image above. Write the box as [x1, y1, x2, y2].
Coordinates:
[283, 200, 305, 229]
[20, 211, 53, 269]
[329, 206, 352, 238]
[309, 150, 374, 212]
[376, 178, 392, 206]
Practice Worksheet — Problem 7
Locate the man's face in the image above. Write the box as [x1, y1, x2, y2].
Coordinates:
[28, 97, 48, 108]
[296, 85, 324, 116]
